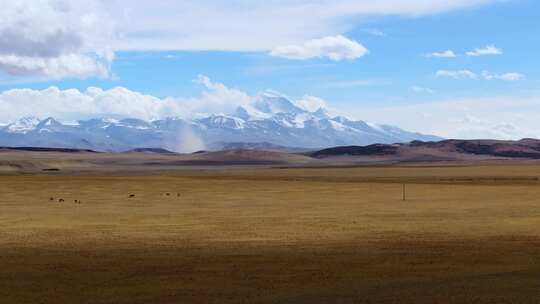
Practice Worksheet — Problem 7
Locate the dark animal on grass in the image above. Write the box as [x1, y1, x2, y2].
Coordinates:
[58, 199, 64, 203]
[129, 194, 136, 198]
[50, 197, 54, 201]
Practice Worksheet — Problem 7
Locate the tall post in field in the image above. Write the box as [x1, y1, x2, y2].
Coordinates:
[402, 184, 406, 201]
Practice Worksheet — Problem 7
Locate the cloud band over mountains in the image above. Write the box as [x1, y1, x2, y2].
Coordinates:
[0, 76, 327, 123]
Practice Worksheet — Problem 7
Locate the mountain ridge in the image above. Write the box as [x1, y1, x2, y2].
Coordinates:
[0, 94, 441, 152]
[310, 139, 540, 161]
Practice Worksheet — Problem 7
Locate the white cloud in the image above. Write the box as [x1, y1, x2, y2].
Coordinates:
[0, 86, 177, 123]
[0, 75, 344, 124]
[349, 96, 540, 140]
[466, 45, 503, 57]
[411, 86, 435, 94]
[270, 35, 368, 61]
[0, 0, 499, 78]
[426, 50, 457, 58]
[107, 0, 497, 52]
[191, 75, 253, 115]
[0, 0, 115, 79]
[0, 53, 111, 79]
[436, 70, 478, 79]
[295, 96, 328, 112]
[482, 71, 524, 81]
[496, 73, 524, 81]
[436, 70, 524, 81]
[0, 76, 258, 123]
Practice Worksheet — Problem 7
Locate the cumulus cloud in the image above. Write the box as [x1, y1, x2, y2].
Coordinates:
[270, 35, 368, 61]
[191, 75, 253, 115]
[426, 50, 457, 58]
[0, 86, 180, 123]
[0, 0, 115, 79]
[0, 76, 287, 123]
[466, 45, 503, 56]
[0, 75, 341, 124]
[436, 70, 478, 79]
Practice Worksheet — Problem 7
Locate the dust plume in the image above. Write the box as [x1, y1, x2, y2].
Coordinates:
[172, 125, 206, 153]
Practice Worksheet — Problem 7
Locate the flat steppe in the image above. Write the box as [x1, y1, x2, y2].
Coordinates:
[2, 162, 540, 303]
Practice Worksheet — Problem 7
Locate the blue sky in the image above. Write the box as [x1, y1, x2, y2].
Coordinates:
[0, 0, 538, 139]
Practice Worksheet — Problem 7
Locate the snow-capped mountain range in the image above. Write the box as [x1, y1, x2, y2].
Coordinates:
[0, 93, 441, 152]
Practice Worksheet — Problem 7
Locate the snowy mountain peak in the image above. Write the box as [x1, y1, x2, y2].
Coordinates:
[117, 118, 153, 130]
[333, 116, 350, 124]
[253, 94, 304, 115]
[234, 106, 251, 120]
[77, 118, 119, 130]
[199, 115, 245, 130]
[312, 107, 331, 119]
[35, 117, 65, 133]
[38, 117, 60, 126]
[4, 116, 41, 134]
[234, 106, 272, 121]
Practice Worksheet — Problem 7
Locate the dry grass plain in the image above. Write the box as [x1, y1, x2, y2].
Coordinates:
[2, 165, 540, 303]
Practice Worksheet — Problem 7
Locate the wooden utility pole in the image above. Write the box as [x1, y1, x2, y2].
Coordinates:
[402, 184, 406, 201]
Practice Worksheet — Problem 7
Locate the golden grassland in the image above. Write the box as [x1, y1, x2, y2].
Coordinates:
[2, 165, 540, 303]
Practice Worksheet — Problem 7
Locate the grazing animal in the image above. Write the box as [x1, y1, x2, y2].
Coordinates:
[50, 197, 54, 201]
[166, 193, 171, 196]
[129, 194, 135, 198]
[74, 200, 80, 204]
[58, 199, 64, 203]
